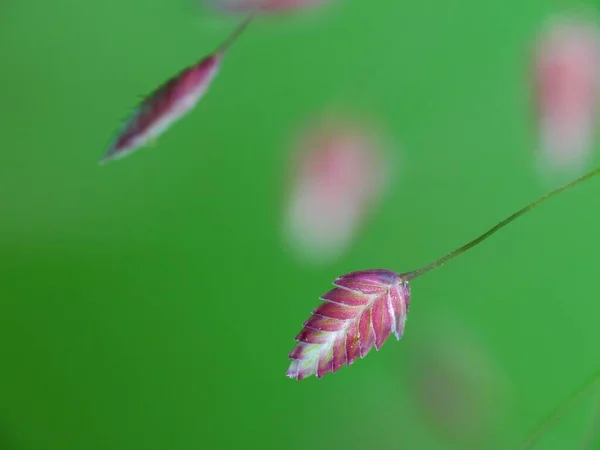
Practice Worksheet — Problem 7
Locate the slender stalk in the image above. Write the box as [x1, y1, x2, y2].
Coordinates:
[519, 369, 600, 450]
[215, 9, 259, 55]
[405, 167, 600, 280]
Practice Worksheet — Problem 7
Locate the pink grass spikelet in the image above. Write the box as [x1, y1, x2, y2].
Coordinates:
[286, 269, 410, 380]
[532, 12, 600, 172]
[283, 115, 391, 263]
[287, 167, 600, 380]
[100, 14, 254, 164]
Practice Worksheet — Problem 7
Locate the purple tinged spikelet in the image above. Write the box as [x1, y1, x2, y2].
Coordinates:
[100, 14, 254, 164]
[286, 269, 411, 380]
[100, 55, 221, 164]
[286, 165, 600, 382]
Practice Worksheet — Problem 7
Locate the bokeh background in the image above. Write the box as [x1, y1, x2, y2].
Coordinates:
[1, 0, 599, 448]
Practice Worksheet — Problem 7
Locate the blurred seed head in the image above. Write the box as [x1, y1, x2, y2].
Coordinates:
[404, 316, 515, 448]
[282, 112, 394, 264]
[532, 10, 600, 176]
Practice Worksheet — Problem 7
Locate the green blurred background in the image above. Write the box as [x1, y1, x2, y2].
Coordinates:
[1, 0, 599, 448]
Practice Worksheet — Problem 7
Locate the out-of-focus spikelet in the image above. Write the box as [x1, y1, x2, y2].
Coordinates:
[405, 317, 514, 447]
[286, 269, 410, 380]
[283, 115, 392, 263]
[100, 14, 253, 164]
[532, 11, 600, 173]
[101, 56, 221, 164]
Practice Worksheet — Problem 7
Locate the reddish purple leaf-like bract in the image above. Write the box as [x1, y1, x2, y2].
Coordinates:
[286, 269, 411, 380]
[101, 55, 221, 164]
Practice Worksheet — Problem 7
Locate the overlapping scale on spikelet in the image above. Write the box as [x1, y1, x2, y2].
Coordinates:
[286, 269, 411, 380]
